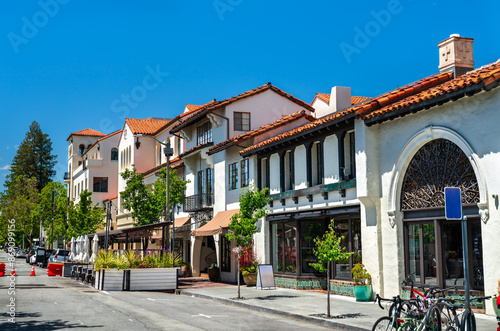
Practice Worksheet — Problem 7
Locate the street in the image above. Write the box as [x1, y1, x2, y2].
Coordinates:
[0, 252, 332, 330]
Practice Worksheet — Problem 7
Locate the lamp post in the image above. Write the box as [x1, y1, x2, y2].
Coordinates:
[134, 134, 174, 263]
[51, 190, 55, 250]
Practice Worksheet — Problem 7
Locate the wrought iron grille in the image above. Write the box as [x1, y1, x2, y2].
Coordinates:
[401, 139, 479, 210]
[184, 193, 213, 212]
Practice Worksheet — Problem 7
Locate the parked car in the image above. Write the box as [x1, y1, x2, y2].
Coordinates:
[48, 249, 71, 263]
[15, 249, 26, 258]
[26, 249, 35, 263]
[30, 252, 37, 265]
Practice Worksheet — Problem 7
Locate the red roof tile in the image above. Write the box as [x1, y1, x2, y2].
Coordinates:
[312, 93, 370, 106]
[178, 142, 214, 159]
[142, 157, 184, 177]
[82, 129, 123, 157]
[241, 72, 453, 156]
[171, 83, 315, 133]
[125, 118, 171, 135]
[363, 60, 500, 124]
[208, 110, 315, 155]
[67, 128, 106, 141]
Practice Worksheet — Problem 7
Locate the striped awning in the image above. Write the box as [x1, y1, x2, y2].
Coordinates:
[191, 209, 239, 236]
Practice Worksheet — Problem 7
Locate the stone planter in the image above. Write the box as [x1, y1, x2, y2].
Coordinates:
[128, 268, 178, 291]
[242, 272, 257, 286]
[208, 267, 220, 282]
[353, 284, 372, 301]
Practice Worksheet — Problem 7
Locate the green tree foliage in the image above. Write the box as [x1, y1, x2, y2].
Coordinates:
[5, 121, 57, 192]
[67, 190, 105, 239]
[226, 184, 270, 298]
[309, 220, 354, 317]
[38, 181, 69, 246]
[0, 176, 39, 248]
[121, 166, 188, 226]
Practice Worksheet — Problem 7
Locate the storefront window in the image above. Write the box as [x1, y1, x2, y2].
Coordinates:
[333, 218, 361, 279]
[300, 221, 324, 274]
[284, 222, 296, 273]
[221, 236, 231, 272]
[404, 219, 483, 290]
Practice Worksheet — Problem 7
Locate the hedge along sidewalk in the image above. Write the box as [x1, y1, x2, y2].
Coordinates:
[178, 285, 499, 331]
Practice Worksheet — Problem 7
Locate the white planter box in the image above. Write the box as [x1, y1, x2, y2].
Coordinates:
[128, 268, 178, 291]
[95, 269, 125, 291]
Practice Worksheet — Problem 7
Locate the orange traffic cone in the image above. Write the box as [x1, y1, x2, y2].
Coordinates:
[10, 264, 16, 277]
[30, 264, 36, 276]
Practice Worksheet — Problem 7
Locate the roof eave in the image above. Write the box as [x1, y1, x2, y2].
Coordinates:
[364, 81, 492, 127]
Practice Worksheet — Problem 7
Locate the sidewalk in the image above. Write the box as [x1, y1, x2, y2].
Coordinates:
[179, 283, 498, 330]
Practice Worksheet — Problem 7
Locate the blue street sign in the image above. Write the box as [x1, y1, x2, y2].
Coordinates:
[445, 187, 462, 220]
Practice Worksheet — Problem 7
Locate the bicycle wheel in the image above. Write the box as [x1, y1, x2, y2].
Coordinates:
[436, 302, 456, 328]
[389, 300, 414, 317]
[372, 316, 397, 331]
[445, 327, 458, 331]
[460, 310, 475, 331]
[425, 305, 442, 331]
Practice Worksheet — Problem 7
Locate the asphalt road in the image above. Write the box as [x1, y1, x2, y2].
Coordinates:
[0, 252, 332, 330]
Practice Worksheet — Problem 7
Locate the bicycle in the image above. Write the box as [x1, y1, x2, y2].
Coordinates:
[373, 294, 442, 330]
[438, 295, 491, 331]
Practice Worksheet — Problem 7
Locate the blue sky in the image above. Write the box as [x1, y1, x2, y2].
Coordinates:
[0, 0, 499, 191]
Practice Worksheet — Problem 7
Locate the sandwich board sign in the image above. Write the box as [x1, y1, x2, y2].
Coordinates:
[256, 264, 276, 289]
[444, 187, 462, 220]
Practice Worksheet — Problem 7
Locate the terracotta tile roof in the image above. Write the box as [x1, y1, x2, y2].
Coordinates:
[171, 83, 315, 133]
[312, 93, 371, 106]
[363, 60, 500, 124]
[103, 196, 118, 202]
[159, 100, 218, 133]
[82, 129, 123, 157]
[207, 110, 315, 155]
[67, 128, 106, 141]
[241, 72, 453, 156]
[125, 117, 172, 136]
[142, 157, 184, 177]
[178, 142, 214, 159]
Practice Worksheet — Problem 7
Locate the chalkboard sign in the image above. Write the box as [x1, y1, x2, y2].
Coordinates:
[256, 264, 275, 289]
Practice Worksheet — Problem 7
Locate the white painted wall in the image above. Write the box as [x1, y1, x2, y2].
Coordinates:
[371, 88, 500, 315]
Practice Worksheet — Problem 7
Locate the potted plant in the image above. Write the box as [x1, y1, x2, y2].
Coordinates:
[208, 263, 220, 281]
[352, 263, 372, 301]
[241, 263, 258, 286]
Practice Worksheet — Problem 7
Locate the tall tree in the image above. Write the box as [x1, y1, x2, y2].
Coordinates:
[226, 185, 270, 299]
[38, 181, 68, 247]
[67, 190, 105, 239]
[0, 176, 39, 248]
[5, 121, 57, 192]
[121, 166, 188, 250]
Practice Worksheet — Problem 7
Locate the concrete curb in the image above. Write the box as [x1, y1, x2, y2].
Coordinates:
[179, 290, 369, 331]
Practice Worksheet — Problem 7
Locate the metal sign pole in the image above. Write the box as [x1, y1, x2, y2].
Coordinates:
[461, 215, 470, 310]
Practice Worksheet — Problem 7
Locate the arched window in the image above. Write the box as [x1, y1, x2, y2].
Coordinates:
[111, 148, 118, 161]
[79, 144, 85, 155]
[400, 138, 482, 289]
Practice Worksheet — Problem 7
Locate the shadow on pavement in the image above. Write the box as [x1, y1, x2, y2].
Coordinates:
[0, 313, 103, 330]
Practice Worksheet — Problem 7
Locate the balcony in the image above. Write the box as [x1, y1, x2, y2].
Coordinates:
[184, 193, 213, 212]
[64, 172, 70, 181]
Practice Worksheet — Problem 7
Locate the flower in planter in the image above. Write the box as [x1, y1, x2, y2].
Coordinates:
[352, 263, 371, 285]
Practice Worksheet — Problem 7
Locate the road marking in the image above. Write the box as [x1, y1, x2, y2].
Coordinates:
[147, 298, 155, 301]
[198, 314, 212, 319]
[102, 291, 110, 295]
[129, 319, 133, 322]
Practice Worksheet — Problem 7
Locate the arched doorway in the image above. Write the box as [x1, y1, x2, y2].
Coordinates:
[400, 139, 483, 290]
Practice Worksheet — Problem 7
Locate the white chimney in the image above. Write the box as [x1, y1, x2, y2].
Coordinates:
[438, 34, 474, 77]
[330, 86, 351, 113]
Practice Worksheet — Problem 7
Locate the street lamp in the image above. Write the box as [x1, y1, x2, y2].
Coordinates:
[134, 134, 175, 263]
[51, 190, 55, 250]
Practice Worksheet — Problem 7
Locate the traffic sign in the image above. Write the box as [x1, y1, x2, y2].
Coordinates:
[445, 187, 462, 220]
